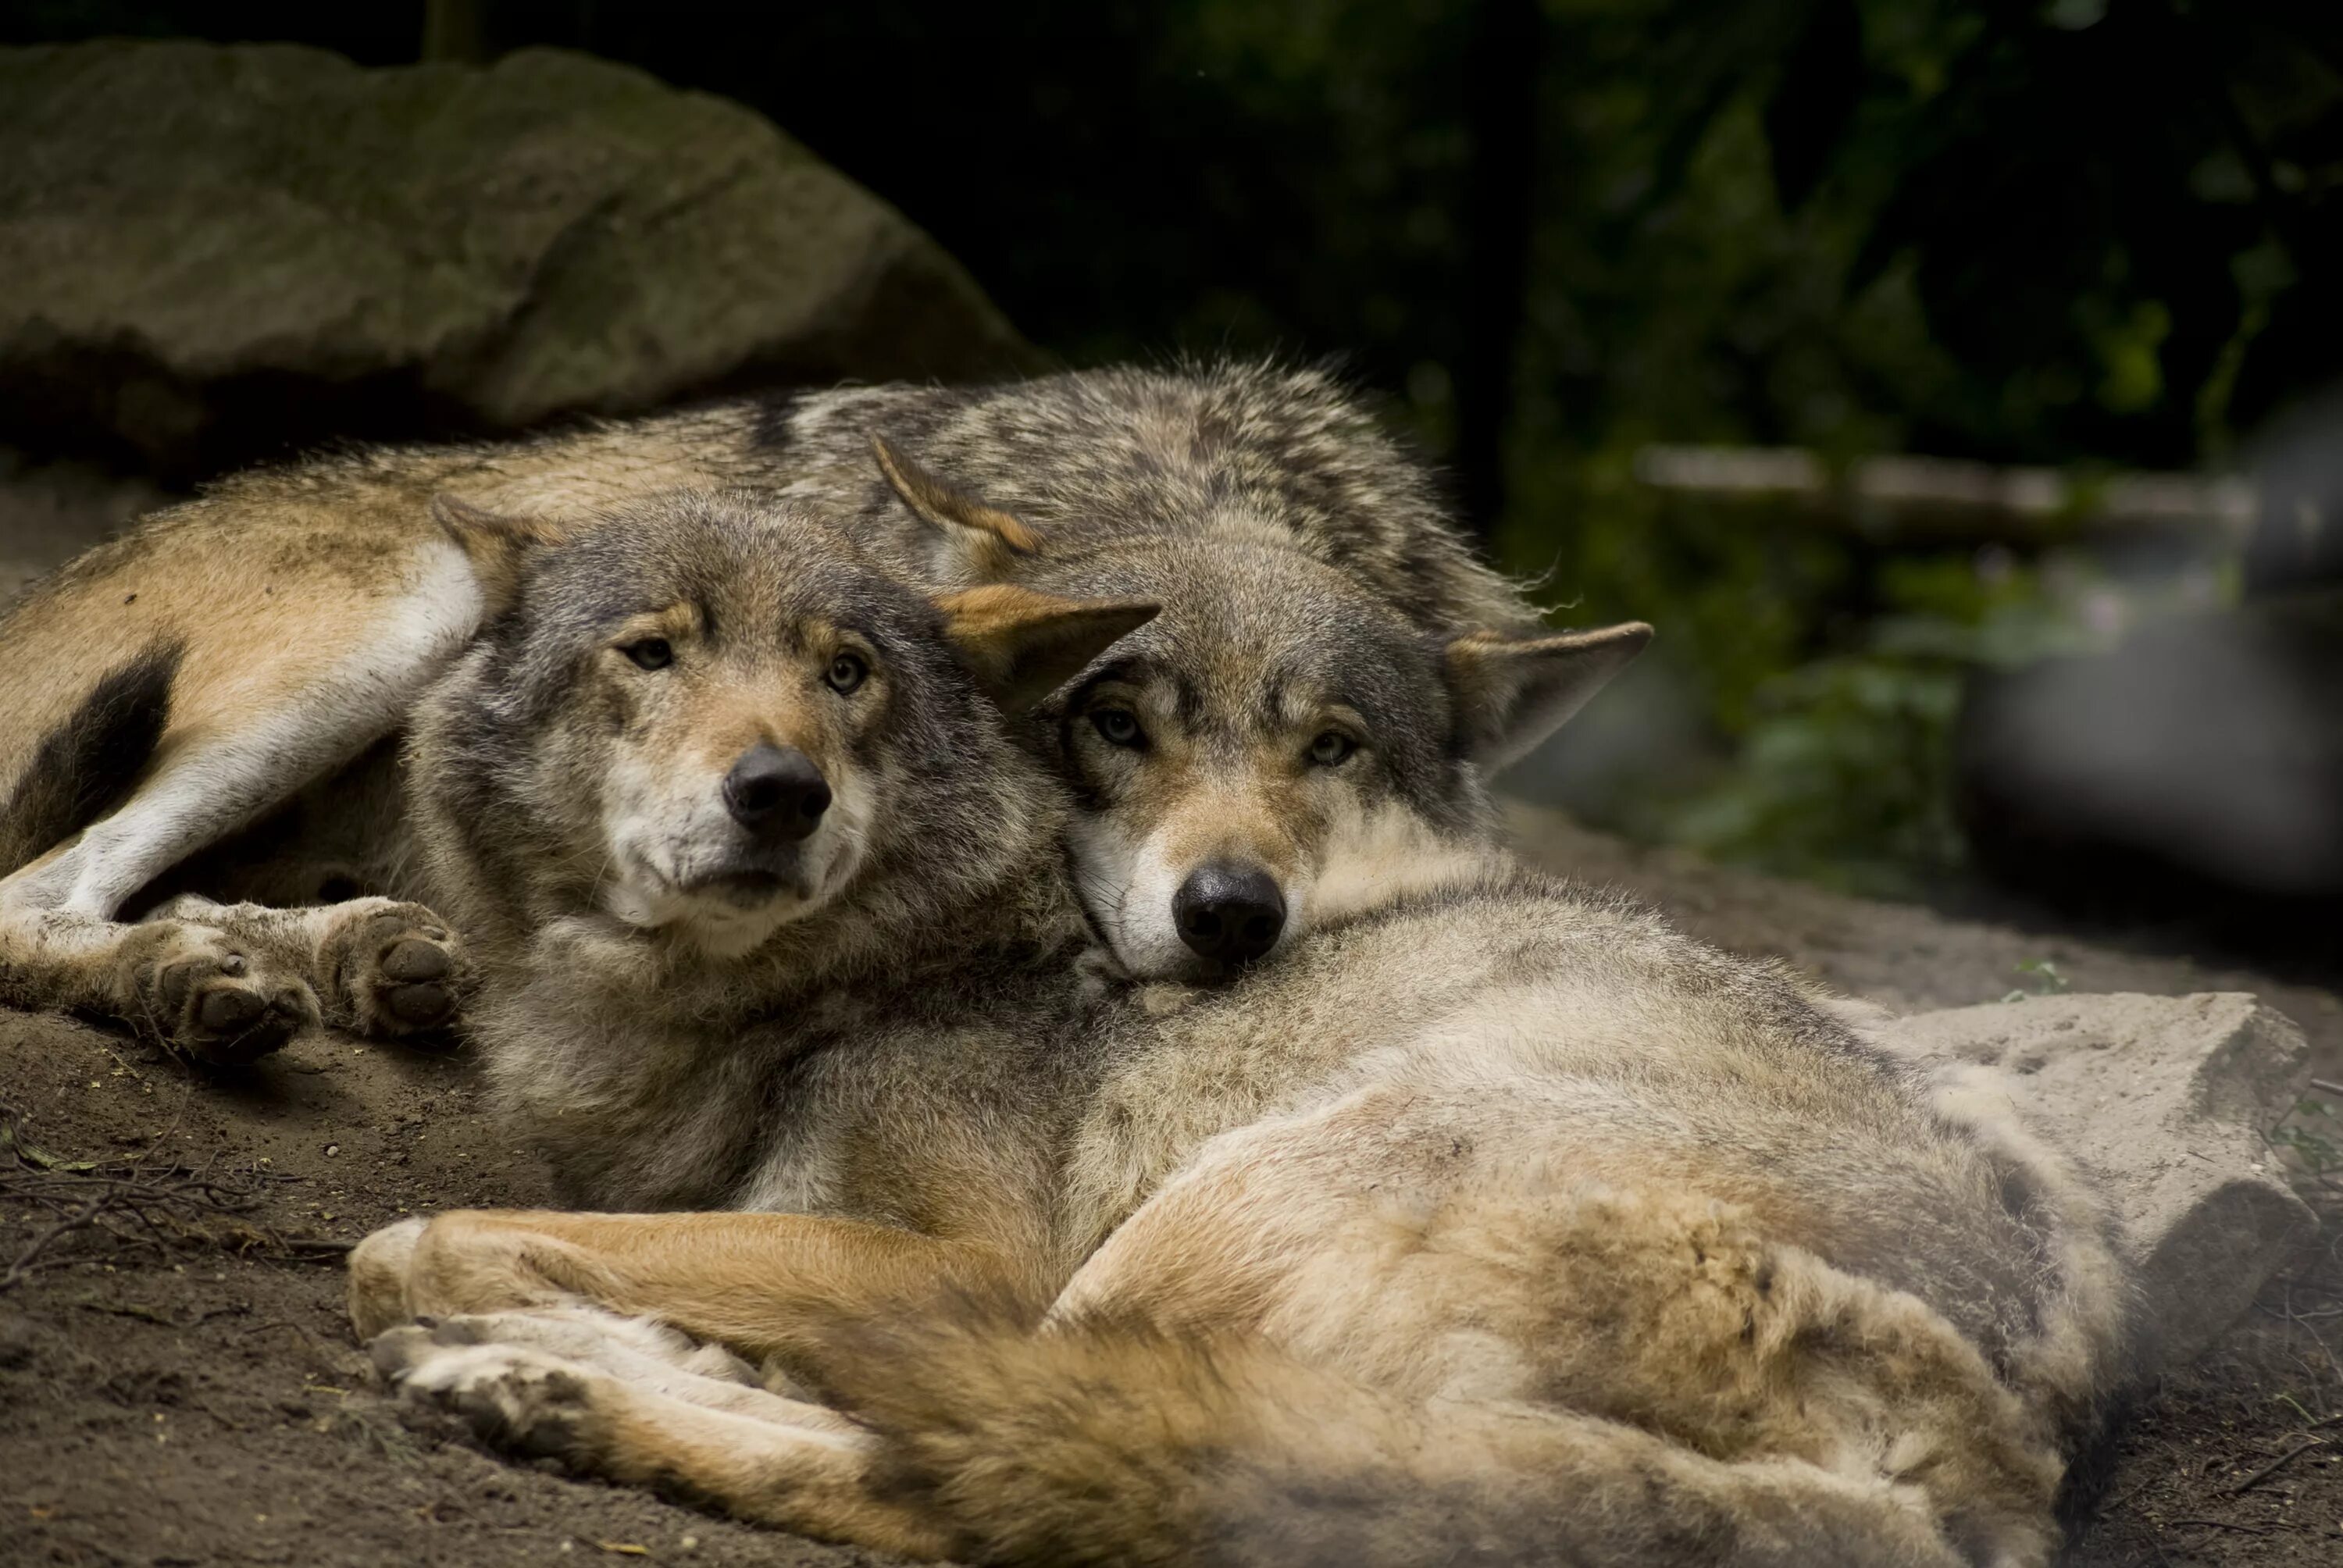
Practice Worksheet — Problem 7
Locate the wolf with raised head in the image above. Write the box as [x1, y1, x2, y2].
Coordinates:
[351, 487, 2132, 1568]
[0, 362, 1570, 1061]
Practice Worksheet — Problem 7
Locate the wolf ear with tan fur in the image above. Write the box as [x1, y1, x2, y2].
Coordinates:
[937, 585, 1157, 714]
[1445, 622, 1653, 771]
[872, 434, 1043, 578]
[429, 494, 574, 614]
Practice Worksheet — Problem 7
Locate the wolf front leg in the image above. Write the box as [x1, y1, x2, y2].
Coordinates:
[349, 1208, 1037, 1374]
[142, 895, 471, 1039]
[373, 1328, 952, 1559]
[0, 891, 472, 1064]
[0, 905, 320, 1063]
[0, 515, 492, 1061]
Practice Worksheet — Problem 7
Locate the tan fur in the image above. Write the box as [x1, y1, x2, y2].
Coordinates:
[361, 870, 2129, 1566]
[869, 433, 1042, 567]
[340, 499, 2120, 1564]
[0, 409, 732, 818]
[358, 1209, 1031, 1372]
[930, 586, 1159, 713]
[372, 1323, 947, 1557]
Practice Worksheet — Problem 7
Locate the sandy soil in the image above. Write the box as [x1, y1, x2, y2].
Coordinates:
[2, 807, 2336, 1566]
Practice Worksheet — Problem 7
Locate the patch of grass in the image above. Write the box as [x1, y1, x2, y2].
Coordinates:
[1999, 957, 2072, 1003]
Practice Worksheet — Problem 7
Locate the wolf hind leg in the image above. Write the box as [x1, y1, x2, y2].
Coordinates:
[148, 894, 470, 1039]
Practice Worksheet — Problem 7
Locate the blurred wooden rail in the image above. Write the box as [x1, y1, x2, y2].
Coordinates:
[1634, 445, 2256, 545]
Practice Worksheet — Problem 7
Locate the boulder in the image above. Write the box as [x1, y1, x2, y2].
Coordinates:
[1952, 597, 2343, 929]
[0, 454, 171, 604]
[0, 41, 1034, 476]
[1891, 992, 2316, 1370]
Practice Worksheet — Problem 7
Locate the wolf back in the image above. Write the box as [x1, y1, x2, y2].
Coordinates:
[0, 362, 1542, 1057]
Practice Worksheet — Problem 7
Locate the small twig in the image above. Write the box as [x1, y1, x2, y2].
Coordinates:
[2274, 1391, 2324, 1426]
[2, 1205, 109, 1290]
[1, 1099, 316, 1287]
[2170, 1517, 2273, 1536]
[2309, 1078, 2343, 1097]
[93, 1039, 145, 1082]
[2216, 1436, 2326, 1496]
[78, 1300, 251, 1330]
[239, 1317, 345, 1355]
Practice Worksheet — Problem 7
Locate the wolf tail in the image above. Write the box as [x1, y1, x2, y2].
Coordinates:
[819, 1302, 2008, 1568]
[0, 640, 181, 879]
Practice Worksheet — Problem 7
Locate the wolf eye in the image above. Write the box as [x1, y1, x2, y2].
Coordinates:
[1091, 707, 1147, 749]
[1307, 730, 1357, 767]
[826, 652, 868, 695]
[622, 638, 672, 671]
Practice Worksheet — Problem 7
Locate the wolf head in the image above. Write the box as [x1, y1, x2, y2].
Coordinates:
[410, 490, 1153, 965]
[872, 437, 1650, 982]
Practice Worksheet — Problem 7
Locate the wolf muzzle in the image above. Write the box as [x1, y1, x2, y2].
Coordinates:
[1172, 862, 1286, 964]
[722, 744, 831, 843]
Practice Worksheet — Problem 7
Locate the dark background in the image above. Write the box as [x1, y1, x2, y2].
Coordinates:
[8, 0, 2341, 959]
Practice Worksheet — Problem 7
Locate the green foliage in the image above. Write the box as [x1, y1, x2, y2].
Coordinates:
[2001, 958, 2072, 1003]
[2270, 1097, 2340, 1182]
[1479, 0, 2325, 889]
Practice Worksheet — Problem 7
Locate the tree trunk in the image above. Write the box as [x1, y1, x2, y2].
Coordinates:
[1454, 0, 1542, 543]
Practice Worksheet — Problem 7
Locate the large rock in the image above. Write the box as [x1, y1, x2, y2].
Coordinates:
[0, 41, 1034, 476]
[1891, 992, 2316, 1370]
[0, 454, 170, 604]
[1952, 597, 2343, 932]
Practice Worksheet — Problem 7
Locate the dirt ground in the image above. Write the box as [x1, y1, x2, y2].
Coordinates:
[0, 807, 2335, 1566]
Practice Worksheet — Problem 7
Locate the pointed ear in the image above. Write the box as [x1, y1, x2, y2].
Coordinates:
[430, 494, 572, 611]
[1446, 622, 1653, 770]
[872, 433, 1041, 578]
[936, 585, 1158, 715]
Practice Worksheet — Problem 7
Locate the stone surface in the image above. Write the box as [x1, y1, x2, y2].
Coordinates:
[1891, 991, 2316, 1369]
[0, 453, 172, 604]
[1953, 597, 2343, 907]
[0, 41, 1033, 476]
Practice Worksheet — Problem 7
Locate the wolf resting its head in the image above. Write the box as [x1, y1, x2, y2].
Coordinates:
[409, 490, 1154, 969]
[872, 437, 1652, 982]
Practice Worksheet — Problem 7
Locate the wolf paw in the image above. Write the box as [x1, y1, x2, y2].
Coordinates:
[321, 903, 472, 1038]
[426, 1306, 759, 1386]
[373, 1328, 605, 1463]
[123, 923, 316, 1065]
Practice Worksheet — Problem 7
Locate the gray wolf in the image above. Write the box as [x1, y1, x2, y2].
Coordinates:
[0, 479, 1150, 1079]
[421, 484, 1640, 1216]
[0, 362, 1612, 1060]
[349, 494, 2130, 1567]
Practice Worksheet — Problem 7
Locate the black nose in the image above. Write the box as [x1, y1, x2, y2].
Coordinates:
[1172, 864, 1287, 964]
[722, 745, 831, 840]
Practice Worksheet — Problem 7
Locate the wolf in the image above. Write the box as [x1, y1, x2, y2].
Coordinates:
[405, 482, 1637, 1214]
[0, 361, 1589, 1062]
[348, 496, 2132, 1567]
[2, 476, 1161, 1042]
